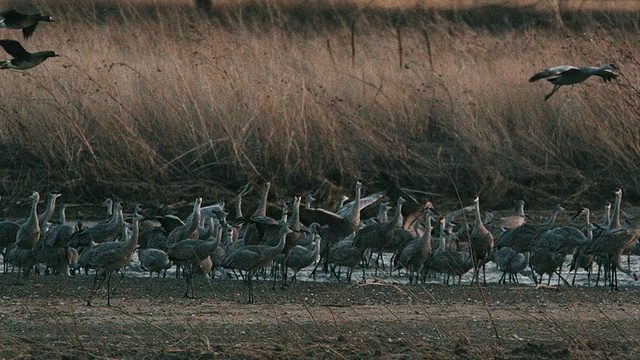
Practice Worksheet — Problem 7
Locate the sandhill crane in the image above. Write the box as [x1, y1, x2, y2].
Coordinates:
[39, 192, 61, 226]
[532, 226, 589, 286]
[69, 201, 125, 248]
[492, 247, 529, 284]
[383, 228, 414, 276]
[138, 248, 172, 278]
[422, 224, 473, 285]
[281, 195, 304, 287]
[336, 195, 350, 212]
[32, 242, 72, 276]
[469, 196, 494, 286]
[353, 197, 406, 277]
[43, 203, 74, 248]
[327, 235, 366, 282]
[103, 198, 114, 219]
[589, 189, 626, 285]
[449, 222, 472, 251]
[0, 10, 53, 39]
[68, 247, 79, 275]
[335, 190, 386, 219]
[251, 181, 271, 219]
[167, 234, 220, 298]
[303, 181, 365, 275]
[0, 40, 58, 70]
[603, 202, 612, 225]
[362, 201, 391, 227]
[296, 222, 322, 249]
[607, 188, 623, 229]
[569, 207, 595, 286]
[529, 63, 619, 100]
[80, 211, 142, 306]
[584, 223, 640, 290]
[33, 202, 75, 276]
[165, 198, 202, 247]
[240, 182, 275, 245]
[223, 223, 293, 303]
[485, 200, 526, 237]
[495, 204, 565, 253]
[304, 194, 316, 210]
[0, 220, 19, 272]
[200, 200, 225, 218]
[537, 226, 590, 257]
[150, 211, 184, 236]
[15, 192, 61, 227]
[396, 208, 436, 283]
[283, 223, 322, 281]
[139, 226, 168, 251]
[12, 191, 41, 282]
[530, 246, 567, 286]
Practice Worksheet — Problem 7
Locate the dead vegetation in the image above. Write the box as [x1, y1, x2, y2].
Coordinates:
[0, 0, 638, 210]
[2, 275, 640, 359]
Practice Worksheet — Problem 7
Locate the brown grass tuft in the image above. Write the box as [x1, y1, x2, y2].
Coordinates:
[0, 0, 638, 209]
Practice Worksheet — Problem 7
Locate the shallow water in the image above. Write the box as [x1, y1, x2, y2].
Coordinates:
[5, 249, 635, 289]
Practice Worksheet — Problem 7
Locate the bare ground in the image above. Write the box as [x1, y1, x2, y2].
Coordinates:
[1, 274, 640, 359]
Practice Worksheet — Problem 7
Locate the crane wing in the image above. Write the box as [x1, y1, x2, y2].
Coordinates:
[0, 40, 30, 58]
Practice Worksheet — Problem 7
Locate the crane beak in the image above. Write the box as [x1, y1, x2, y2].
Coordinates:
[571, 211, 582, 221]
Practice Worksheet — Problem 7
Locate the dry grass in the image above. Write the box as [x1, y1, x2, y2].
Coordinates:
[0, 0, 638, 210]
[2, 275, 640, 359]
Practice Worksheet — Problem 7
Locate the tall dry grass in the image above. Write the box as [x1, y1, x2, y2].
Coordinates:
[0, 0, 638, 210]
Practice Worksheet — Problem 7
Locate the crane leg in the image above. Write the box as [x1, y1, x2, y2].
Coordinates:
[544, 85, 561, 100]
[247, 271, 254, 304]
[106, 271, 113, 306]
[87, 270, 107, 306]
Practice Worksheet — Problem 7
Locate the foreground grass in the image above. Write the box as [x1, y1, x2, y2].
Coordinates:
[2, 274, 640, 359]
[0, 0, 638, 211]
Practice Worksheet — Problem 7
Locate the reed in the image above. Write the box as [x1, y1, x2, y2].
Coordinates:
[0, 0, 638, 208]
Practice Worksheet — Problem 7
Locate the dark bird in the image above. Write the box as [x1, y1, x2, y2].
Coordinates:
[529, 64, 619, 100]
[0, 10, 54, 39]
[0, 39, 58, 70]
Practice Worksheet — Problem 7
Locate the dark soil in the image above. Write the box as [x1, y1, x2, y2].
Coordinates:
[1, 274, 640, 359]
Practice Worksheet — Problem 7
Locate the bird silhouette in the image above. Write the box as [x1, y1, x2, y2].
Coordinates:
[0, 10, 53, 39]
[0, 39, 58, 70]
[529, 63, 619, 100]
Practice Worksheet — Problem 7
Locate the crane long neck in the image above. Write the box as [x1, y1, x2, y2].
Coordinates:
[59, 205, 67, 224]
[290, 197, 301, 228]
[313, 237, 321, 254]
[390, 202, 404, 228]
[346, 183, 362, 225]
[26, 194, 40, 228]
[276, 226, 289, 252]
[517, 201, 525, 217]
[186, 199, 202, 233]
[377, 204, 389, 223]
[252, 182, 270, 218]
[474, 200, 483, 226]
[235, 196, 243, 219]
[421, 213, 433, 246]
[590, 66, 614, 77]
[542, 208, 560, 229]
[105, 199, 113, 218]
[609, 193, 622, 229]
[128, 217, 140, 249]
[40, 195, 58, 223]
[107, 203, 120, 225]
[305, 196, 313, 210]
